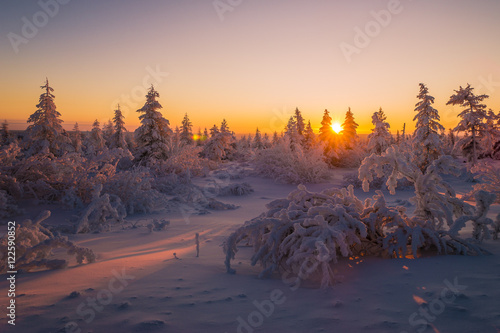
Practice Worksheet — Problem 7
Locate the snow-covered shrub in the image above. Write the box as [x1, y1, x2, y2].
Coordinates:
[103, 167, 167, 215]
[0, 190, 22, 219]
[75, 185, 126, 233]
[449, 190, 496, 241]
[153, 145, 209, 176]
[469, 161, 500, 204]
[342, 168, 413, 190]
[359, 146, 473, 230]
[219, 182, 254, 196]
[342, 171, 386, 190]
[147, 219, 170, 232]
[223, 184, 485, 288]
[0, 211, 95, 273]
[253, 138, 329, 184]
[0, 141, 22, 167]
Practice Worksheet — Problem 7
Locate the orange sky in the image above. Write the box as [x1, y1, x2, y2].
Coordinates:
[1, 0, 499, 134]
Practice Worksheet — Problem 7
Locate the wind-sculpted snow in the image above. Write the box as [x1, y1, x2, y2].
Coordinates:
[0, 211, 95, 273]
[223, 182, 488, 288]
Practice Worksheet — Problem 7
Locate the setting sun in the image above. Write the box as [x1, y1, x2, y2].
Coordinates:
[331, 122, 342, 134]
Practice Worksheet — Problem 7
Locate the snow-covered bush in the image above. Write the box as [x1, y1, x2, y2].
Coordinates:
[359, 146, 473, 230]
[154, 145, 209, 176]
[219, 182, 254, 196]
[0, 190, 22, 219]
[75, 185, 126, 233]
[147, 219, 170, 232]
[253, 138, 329, 184]
[449, 190, 496, 241]
[469, 161, 500, 204]
[223, 184, 485, 288]
[0, 211, 95, 273]
[103, 168, 167, 215]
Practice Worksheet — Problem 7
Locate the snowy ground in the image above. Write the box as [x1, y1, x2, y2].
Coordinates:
[1, 168, 500, 333]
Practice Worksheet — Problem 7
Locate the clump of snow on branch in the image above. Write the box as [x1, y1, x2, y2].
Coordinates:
[0, 211, 95, 273]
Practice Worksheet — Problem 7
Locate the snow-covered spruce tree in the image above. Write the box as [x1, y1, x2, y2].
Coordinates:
[284, 116, 301, 148]
[302, 121, 316, 150]
[319, 109, 333, 144]
[103, 120, 114, 147]
[1, 120, 10, 145]
[72, 122, 83, 153]
[85, 119, 106, 157]
[224, 183, 486, 288]
[367, 108, 392, 155]
[253, 128, 265, 150]
[172, 126, 181, 151]
[272, 131, 280, 145]
[294, 107, 305, 137]
[447, 84, 489, 166]
[209, 124, 219, 137]
[340, 107, 359, 150]
[180, 113, 194, 146]
[483, 109, 500, 158]
[262, 133, 271, 148]
[318, 109, 338, 163]
[412, 83, 445, 172]
[25, 78, 72, 157]
[111, 105, 128, 150]
[134, 85, 172, 164]
[334, 108, 363, 167]
[201, 120, 236, 162]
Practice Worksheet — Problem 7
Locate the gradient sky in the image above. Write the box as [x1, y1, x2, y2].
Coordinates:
[1, 0, 499, 134]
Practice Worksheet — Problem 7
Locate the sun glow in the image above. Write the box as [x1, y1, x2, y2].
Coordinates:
[331, 122, 342, 134]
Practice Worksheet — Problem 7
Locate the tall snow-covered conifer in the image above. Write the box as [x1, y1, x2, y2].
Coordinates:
[447, 84, 489, 165]
[412, 83, 445, 171]
[340, 107, 358, 149]
[25, 78, 71, 156]
[367, 108, 392, 155]
[85, 119, 106, 156]
[253, 128, 265, 150]
[294, 107, 305, 137]
[303, 121, 316, 150]
[111, 105, 128, 149]
[180, 113, 194, 145]
[319, 109, 333, 143]
[134, 85, 172, 162]
[1, 120, 10, 145]
[72, 122, 82, 153]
